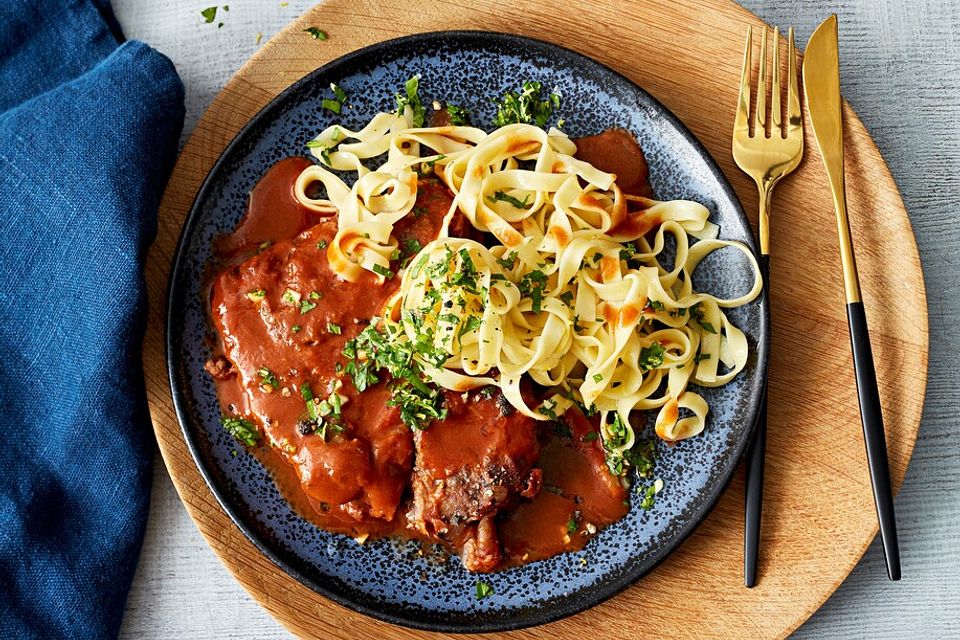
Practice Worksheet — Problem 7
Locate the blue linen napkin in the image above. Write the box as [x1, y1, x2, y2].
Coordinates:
[0, 1, 184, 638]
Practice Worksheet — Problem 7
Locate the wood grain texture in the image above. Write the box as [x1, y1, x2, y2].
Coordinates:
[122, 0, 946, 638]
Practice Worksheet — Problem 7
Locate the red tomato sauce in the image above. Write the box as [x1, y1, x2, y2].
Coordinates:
[207, 130, 651, 571]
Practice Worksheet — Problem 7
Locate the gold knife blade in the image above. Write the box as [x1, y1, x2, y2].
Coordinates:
[803, 14, 861, 303]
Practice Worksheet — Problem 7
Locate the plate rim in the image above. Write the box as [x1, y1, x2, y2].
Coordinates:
[166, 29, 770, 633]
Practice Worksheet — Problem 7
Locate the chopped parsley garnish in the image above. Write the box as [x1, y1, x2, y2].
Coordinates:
[445, 103, 469, 125]
[627, 439, 657, 478]
[449, 248, 481, 294]
[592, 373, 604, 383]
[342, 321, 448, 430]
[304, 27, 328, 40]
[559, 290, 574, 306]
[475, 581, 494, 600]
[639, 483, 657, 510]
[639, 343, 666, 371]
[299, 299, 317, 315]
[246, 289, 266, 302]
[316, 240, 328, 250]
[424, 154, 446, 169]
[395, 75, 425, 127]
[566, 515, 579, 534]
[291, 325, 302, 333]
[646, 299, 665, 312]
[327, 322, 342, 335]
[300, 383, 319, 420]
[201, 7, 218, 23]
[221, 416, 259, 446]
[256, 367, 278, 390]
[581, 431, 598, 442]
[321, 82, 347, 114]
[694, 352, 711, 364]
[539, 399, 559, 420]
[486, 190, 531, 209]
[619, 245, 636, 261]
[281, 289, 300, 305]
[603, 417, 629, 475]
[496, 251, 517, 271]
[399, 238, 422, 268]
[372, 263, 395, 279]
[457, 315, 482, 343]
[517, 269, 547, 312]
[691, 303, 717, 334]
[492, 80, 561, 127]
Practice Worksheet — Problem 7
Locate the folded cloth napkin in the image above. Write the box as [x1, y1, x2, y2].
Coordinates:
[0, 1, 184, 638]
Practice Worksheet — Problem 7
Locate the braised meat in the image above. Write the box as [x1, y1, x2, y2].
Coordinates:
[209, 164, 462, 525]
[407, 389, 543, 572]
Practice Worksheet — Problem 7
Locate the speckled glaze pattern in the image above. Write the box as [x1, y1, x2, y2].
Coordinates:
[166, 32, 769, 632]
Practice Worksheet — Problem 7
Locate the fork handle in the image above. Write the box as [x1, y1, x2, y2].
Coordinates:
[744, 254, 769, 588]
[846, 301, 901, 580]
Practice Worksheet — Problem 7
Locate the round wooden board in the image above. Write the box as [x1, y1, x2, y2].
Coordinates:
[144, 0, 929, 638]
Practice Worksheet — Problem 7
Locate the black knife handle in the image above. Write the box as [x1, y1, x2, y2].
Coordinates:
[744, 254, 770, 588]
[846, 301, 901, 581]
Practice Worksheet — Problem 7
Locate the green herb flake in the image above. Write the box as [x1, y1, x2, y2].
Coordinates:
[646, 299, 665, 312]
[327, 322, 342, 335]
[256, 367, 278, 390]
[400, 238, 423, 268]
[305, 27, 328, 40]
[281, 289, 301, 305]
[486, 190, 531, 209]
[201, 6, 218, 23]
[246, 289, 266, 303]
[694, 352, 711, 364]
[492, 80, 561, 127]
[475, 581, 494, 600]
[445, 103, 469, 125]
[566, 515, 579, 534]
[299, 300, 317, 315]
[321, 98, 341, 114]
[592, 373, 604, 383]
[291, 325, 302, 333]
[517, 269, 547, 313]
[372, 263, 395, 279]
[691, 304, 717, 334]
[395, 75, 426, 127]
[342, 322, 447, 430]
[221, 416, 259, 446]
[639, 484, 657, 510]
[496, 251, 517, 271]
[639, 343, 666, 371]
[317, 240, 328, 249]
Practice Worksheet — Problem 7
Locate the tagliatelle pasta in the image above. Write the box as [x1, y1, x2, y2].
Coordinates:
[293, 105, 761, 474]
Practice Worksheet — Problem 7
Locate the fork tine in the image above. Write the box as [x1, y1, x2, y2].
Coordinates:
[735, 26, 752, 133]
[771, 26, 782, 134]
[755, 27, 767, 135]
[787, 27, 801, 129]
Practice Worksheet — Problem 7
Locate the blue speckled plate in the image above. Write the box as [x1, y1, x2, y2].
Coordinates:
[167, 32, 769, 632]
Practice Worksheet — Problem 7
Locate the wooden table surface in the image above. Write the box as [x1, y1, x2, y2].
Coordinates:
[113, 1, 959, 638]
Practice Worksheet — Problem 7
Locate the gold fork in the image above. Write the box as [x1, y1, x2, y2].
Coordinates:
[731, 25, 803, 588]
